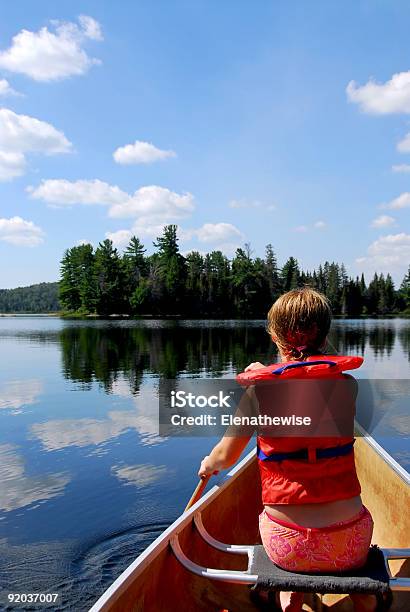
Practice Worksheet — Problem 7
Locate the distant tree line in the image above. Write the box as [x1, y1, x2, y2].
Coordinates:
[58, 224, 410, 317]
[0, 282, 59, 313]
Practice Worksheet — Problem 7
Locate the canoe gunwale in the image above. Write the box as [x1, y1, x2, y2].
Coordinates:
[355, 423, 410, 485]
[89, 433, 410, 611]
[88, 449, 257, 612]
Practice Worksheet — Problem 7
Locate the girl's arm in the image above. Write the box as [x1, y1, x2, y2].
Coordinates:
[198, 385, 257, 477]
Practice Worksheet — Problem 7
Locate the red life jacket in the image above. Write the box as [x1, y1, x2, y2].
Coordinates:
[236, 355, 363, 505]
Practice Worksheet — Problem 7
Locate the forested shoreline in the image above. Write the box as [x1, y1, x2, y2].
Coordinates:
[58, 225, 410, 317]
[0, 282, 59, 313]
[1, 225, 409, 316]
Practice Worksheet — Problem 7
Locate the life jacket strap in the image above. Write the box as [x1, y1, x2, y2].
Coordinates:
[257, 440, 355, 462]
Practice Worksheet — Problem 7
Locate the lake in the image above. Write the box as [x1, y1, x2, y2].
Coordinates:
[0, 317, 409, 611]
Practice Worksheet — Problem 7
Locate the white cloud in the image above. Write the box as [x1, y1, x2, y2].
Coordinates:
[78, 15, 103, 41]
[0, 216, 45, 246]
[356, 233, 410, 273]
[229, 198, 276, 211]
[0, 78, 20, 96]
[294, 225, 308, 233]
[314, 220, 326, 229]
[371, 215, 395, 228]
[0, 151, 26, 181]
[76, 238, 93, 246]
[392, 164, 410, 173]
[112, 463, 168, 488]
[28, 178, 127, 207]
[29, 180, 195, 229]
[0, 108, 71, 180]
[0, 16, 102, 81]
[0, 107, 71, 153]
[397, 132, 410, 153]
[347, 70, 410, 114]
[105, 229, 133, 248]
[109, 185, 195, 221]
[194, 222, 243, 244]
[113, 140, 176, 165]
[382, 192, 410, 210]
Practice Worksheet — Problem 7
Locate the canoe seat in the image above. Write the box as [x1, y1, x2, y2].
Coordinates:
[170, 512, 410, 611]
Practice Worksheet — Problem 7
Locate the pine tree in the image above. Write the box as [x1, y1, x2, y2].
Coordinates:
[94, 239, 126, 315]
[264, 244, 281, 301]
[153, 225, 187, 313]
[281, 257, 300, 291]
[399, 266, 410, 311]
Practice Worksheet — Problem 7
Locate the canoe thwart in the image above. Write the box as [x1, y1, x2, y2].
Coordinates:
[170, 520, 410, 599]
[169, 535, 258, 585]
[193, 512, 254, 556]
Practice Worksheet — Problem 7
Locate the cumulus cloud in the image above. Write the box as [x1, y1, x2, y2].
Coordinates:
[381, 192, 410, 210]
[28, 179, 195, 229]
[0, 78, 20, 96]
[0, 108, 71, 154]
[347, 70, 410, 114]
[28, 178, 127, 207]
[397, 132, 410, 153]
[194, 222, 243, 244]
[314, 220, 326, 229]
[109, 185, 194, 221]
[0, 108, 71, 180]
[0, 16, 102, 81]
[0, 216, 45, 246]
[356, 233, 410, 273]
[0, 151, 26, 181]
[371, 215, 395, 228]
[105, 229, 133, 248]
[392, 164, 410, 173]
[113, 140, 176, 165]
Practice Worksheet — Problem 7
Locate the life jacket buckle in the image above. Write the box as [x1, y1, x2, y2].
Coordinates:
[308, 447, 317, 463]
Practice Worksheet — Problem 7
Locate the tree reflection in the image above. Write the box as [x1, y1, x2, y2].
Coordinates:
[58, 320, 409, 392]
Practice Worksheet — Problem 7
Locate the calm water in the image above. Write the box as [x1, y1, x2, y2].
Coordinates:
[0, 317, 409, 611]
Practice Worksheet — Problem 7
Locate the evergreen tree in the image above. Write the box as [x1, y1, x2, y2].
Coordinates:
[399, 266, 410, 311]
[264, 244, 281, 301]
[59, 244, 96, 312]
[281, 257, 300, 291]
[153, 225, 186, 313]
[94, 240, 126, 315]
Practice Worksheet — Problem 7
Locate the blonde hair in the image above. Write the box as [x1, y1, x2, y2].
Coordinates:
[267, 287, 331, 360]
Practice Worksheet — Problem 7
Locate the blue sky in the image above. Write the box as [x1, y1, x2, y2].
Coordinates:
[0, 0, 410, 288]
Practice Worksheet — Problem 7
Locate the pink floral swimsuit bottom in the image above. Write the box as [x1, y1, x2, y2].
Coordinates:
[259, 505, 373, 573]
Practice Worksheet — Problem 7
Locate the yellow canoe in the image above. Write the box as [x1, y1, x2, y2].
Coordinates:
[90, 432, 409, 611]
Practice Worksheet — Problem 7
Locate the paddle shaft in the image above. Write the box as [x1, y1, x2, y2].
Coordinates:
[184, 475, 211, 512]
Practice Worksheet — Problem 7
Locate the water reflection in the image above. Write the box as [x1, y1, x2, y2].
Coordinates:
[112, 464, 168, 488]
[58, 319, 410, 392]
[0, 317, 409, 611]
[0, 444, 70, 512]
[0, 379, 43, 412]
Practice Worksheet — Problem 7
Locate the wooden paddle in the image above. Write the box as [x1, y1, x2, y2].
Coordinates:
[184, 475, 211, 512]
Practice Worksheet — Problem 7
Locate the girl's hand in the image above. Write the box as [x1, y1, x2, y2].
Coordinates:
[244, 361, 265, 372]
[198, 455, 220, 478]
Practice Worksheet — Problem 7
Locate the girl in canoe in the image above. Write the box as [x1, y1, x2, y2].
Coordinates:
[198, 287, 374, 612]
